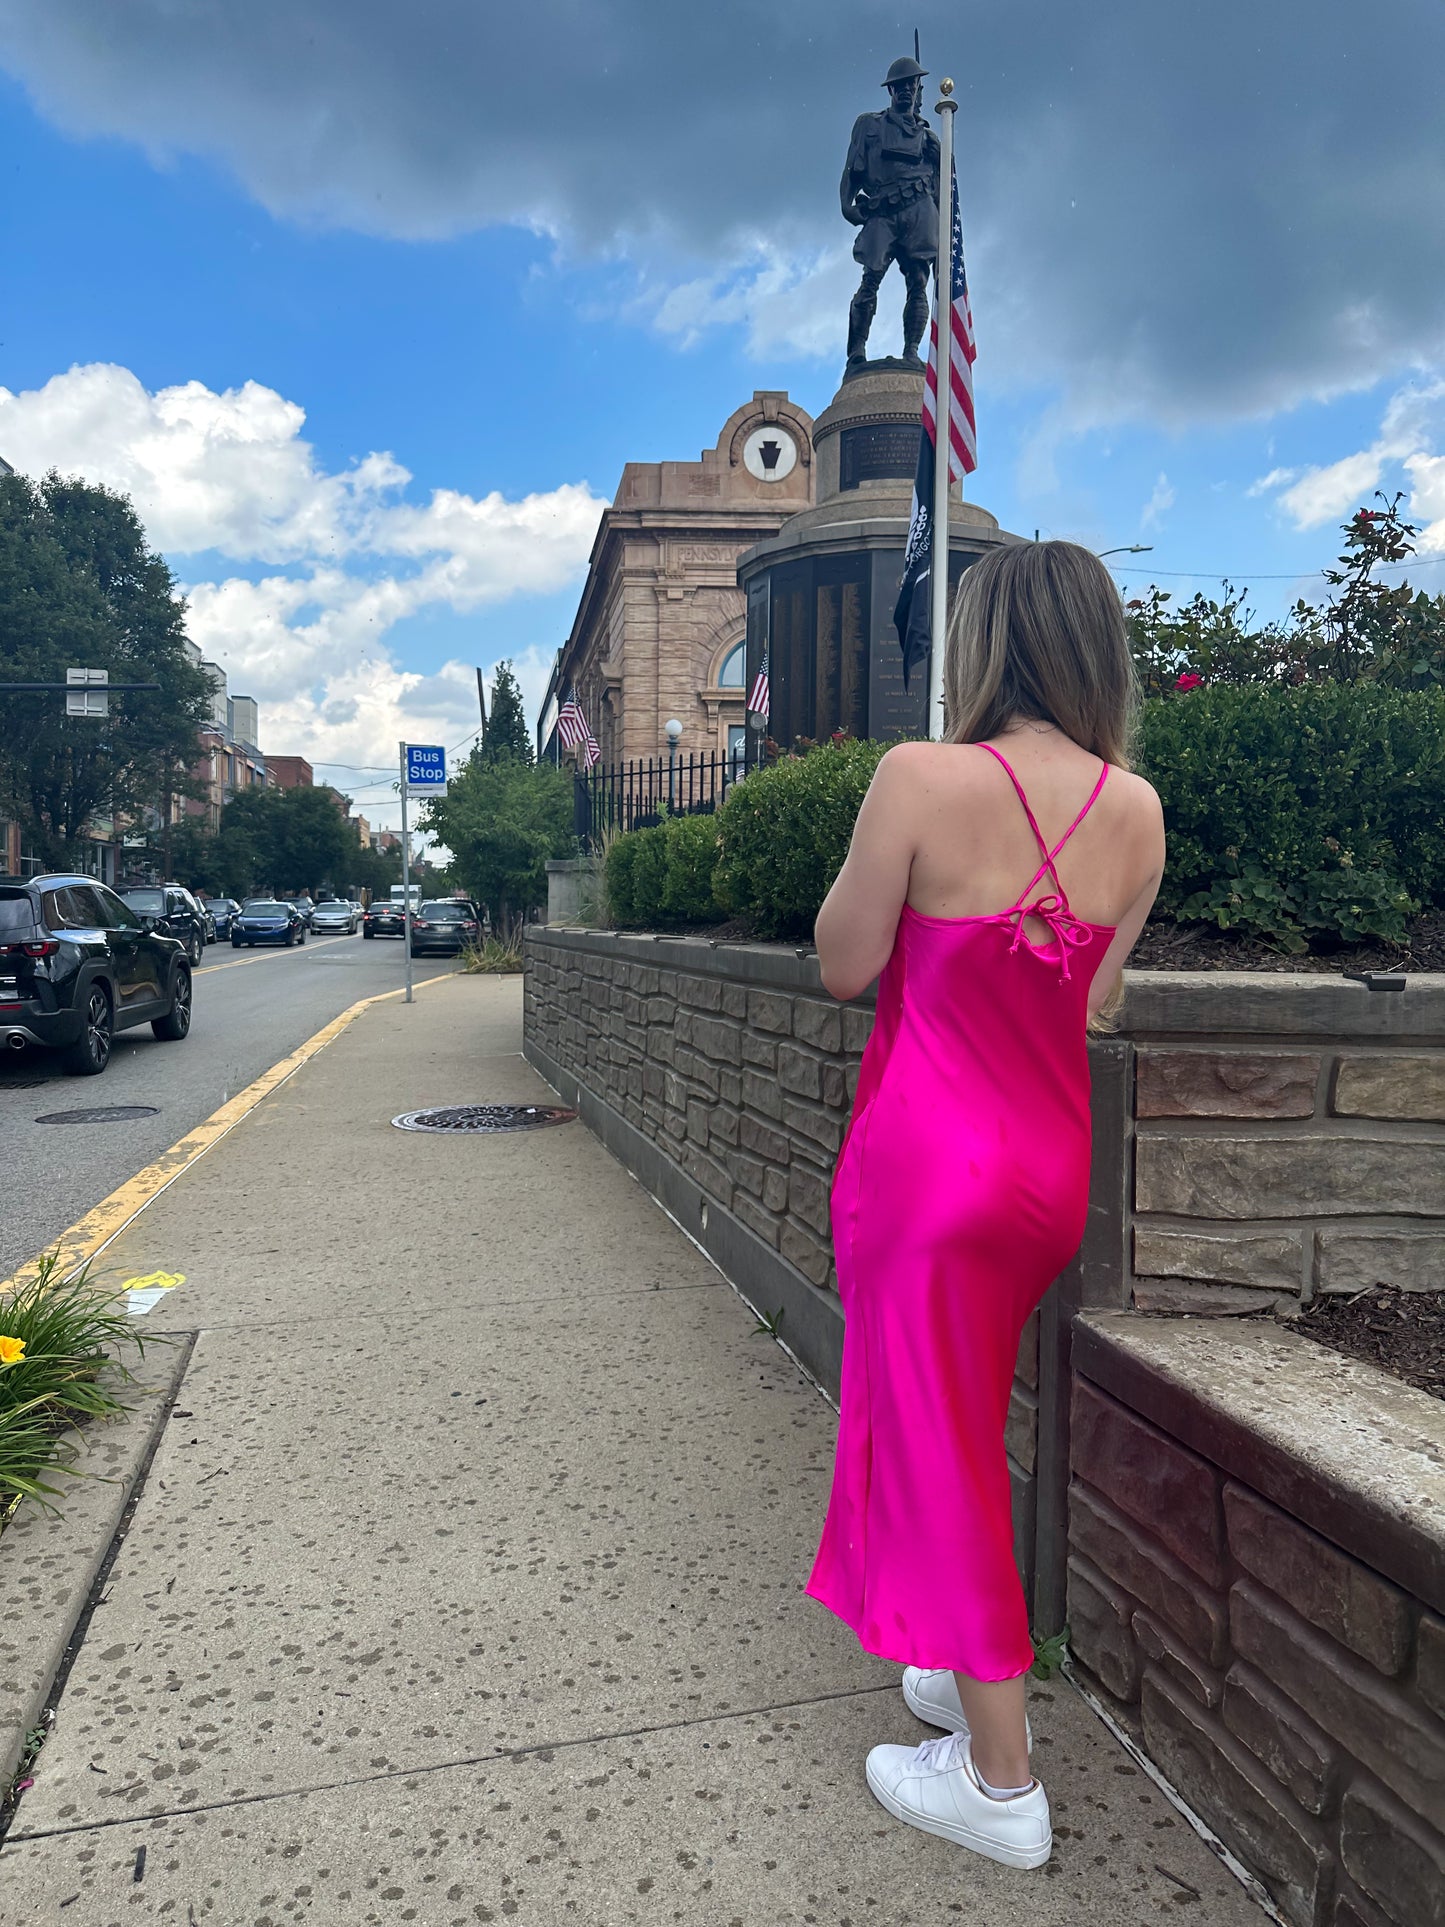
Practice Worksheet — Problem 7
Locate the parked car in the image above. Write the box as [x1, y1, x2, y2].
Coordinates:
[205, 897, 243, 940]
[292, 894, 316, 927]
[119, 884, 208, 966]
[362, 901, 407, 939]
[311, 899, 360, 935]
[409, 900, 482, 955]
[231, 899, 307, 947]
[195, 901, 217, 944]
[0, 874, 192, 1075]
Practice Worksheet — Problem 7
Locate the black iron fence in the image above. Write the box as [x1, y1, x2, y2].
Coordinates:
[573, 750, 748, 850]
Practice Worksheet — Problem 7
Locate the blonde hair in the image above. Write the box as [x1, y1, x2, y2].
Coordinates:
[943, 540, 1139, 768]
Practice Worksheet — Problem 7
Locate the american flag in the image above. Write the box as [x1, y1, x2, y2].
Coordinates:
[747, 647, 770, 720]
[893, 160, 977, 688]
[557, 697, 601, 767]
[922, 159, 977, 482]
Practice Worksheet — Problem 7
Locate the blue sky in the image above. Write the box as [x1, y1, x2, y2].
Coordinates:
[2, 3, 1443, 831]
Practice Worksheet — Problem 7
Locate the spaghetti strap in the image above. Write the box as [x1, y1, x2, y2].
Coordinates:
[976, 741, 1110, 907]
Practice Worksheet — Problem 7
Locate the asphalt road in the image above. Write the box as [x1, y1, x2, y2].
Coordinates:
[0, 931, 459, 1280]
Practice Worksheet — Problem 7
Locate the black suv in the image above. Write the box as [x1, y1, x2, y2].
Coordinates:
[119, 884, 209, 965]
[0, 875, 193, 1075]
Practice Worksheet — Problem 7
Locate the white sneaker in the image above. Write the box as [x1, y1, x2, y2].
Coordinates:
[902, 1667, 1033, 1751]
[865, 1730, 1051, 1869]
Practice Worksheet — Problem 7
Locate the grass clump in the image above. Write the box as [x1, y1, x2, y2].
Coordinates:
[0, 1255, 156, 1525]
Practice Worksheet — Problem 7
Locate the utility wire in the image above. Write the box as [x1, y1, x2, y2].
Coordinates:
[1107, 555, 1445, 582]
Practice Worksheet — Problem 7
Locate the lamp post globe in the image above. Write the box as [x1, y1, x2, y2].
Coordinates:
[665, 718, 682, 810]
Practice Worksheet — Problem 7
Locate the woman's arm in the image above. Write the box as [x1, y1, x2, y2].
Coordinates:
[814, 746, 918, 1001]
[1084, 783, 1167, 1022]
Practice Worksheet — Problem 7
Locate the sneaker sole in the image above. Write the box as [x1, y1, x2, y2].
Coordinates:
[865, 1757, 1052, 1870]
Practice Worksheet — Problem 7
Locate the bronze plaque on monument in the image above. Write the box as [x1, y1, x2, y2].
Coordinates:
[839, 423, 920, 490]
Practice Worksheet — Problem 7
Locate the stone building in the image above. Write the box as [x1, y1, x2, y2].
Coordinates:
[539, 393, 815, 769]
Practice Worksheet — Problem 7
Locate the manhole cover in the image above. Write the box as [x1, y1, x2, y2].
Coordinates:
[34, 1105, 161, 1125]
[391, 1104, 577, 1134]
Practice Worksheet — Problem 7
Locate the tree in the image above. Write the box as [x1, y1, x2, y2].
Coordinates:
[212, 784, 358, 896]
[1125, 495, 1445, 695]
[0, 471, 212, 867]
[421, 749, 573, 932]
[482, 660, 533, 765]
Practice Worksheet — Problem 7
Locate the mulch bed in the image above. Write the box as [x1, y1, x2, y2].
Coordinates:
[1126, 910, 1445, 975]
[1292, 1286, 1445, 1402]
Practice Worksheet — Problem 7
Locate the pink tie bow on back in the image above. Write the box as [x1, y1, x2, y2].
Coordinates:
[1006, 895, 1095, 980]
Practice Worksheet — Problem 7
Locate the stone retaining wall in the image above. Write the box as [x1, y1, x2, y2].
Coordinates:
[1069, 1314, 1445, 1927]
[1117, 975, 1445, 1313]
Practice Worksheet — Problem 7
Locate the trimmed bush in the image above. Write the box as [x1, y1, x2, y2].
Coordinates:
[660, 814, 723, 923]
[1139, 683, 1445, 941]
[606, 812, 724, 929]
[604, 830, 640, 926]
[713, 737, 889, 939]
[605, 686, 1444, 951]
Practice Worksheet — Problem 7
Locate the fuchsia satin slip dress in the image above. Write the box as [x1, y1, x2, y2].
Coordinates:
[806, 743, 1115, 1680]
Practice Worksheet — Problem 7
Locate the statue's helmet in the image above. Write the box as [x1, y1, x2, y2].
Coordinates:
[882, 56, 927, 87]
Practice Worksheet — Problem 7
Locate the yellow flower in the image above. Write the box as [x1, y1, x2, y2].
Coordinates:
[0, 1334, 26, 1365]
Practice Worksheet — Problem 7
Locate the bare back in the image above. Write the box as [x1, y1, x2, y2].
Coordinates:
[904, 735, 1160, 934]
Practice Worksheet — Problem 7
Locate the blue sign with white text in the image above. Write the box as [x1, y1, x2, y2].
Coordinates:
[404, 744, 448, 793]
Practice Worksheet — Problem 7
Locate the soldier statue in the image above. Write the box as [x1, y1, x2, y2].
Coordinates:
[840, 56, 941, 374]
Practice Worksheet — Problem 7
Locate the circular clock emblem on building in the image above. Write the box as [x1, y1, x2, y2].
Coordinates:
[742, 424, 799, 482]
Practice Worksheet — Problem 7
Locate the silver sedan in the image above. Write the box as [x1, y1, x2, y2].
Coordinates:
[310, 900, 361, 935]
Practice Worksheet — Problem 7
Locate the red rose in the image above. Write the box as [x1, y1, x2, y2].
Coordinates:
[1174, 672, 1203, 691]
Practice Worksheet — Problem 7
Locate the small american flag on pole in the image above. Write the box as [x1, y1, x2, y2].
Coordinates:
[557, 697, 601, 767]
[747, 647, 770, 720]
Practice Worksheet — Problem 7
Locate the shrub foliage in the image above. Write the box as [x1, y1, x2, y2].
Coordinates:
[601, 503, 1445, 953]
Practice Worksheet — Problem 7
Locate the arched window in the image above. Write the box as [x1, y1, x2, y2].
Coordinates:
[716, 640, 746, 687]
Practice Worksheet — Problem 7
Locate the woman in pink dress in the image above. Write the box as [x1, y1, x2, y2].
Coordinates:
[806, 540, 1165, 1870]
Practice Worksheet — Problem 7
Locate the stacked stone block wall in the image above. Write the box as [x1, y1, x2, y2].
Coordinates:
[1118, 976, 1445, 1314]
[1068, 1340, 1445, 1927]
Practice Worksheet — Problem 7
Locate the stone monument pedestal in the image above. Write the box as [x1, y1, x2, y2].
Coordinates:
[736, 366, 1018, 745]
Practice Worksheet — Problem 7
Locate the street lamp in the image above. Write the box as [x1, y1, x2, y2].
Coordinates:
[665, 718, 682, 812]
[1096, 545, 1154, 560]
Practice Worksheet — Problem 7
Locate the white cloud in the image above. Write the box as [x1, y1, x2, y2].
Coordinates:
[1251, 379, 1445, 549]
[0, 364, 604, 788]
[1246, 466, 1298, 498]
[1140, 472, 1175, 531]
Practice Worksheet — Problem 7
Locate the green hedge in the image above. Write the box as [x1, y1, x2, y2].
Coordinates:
[604, 686, 1445, 950]
[1139, 684, 1445, 946]
[713, 737, 889, 939]
[605, 812, 722, 928]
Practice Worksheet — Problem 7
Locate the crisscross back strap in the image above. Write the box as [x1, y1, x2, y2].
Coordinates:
[977, 742, 1110, 907]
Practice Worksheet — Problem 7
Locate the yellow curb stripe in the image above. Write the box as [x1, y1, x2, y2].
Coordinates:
[2, 970, 457, 1297]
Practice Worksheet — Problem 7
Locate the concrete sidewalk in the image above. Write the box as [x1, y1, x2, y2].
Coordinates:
[1, 975, 1263, 1923]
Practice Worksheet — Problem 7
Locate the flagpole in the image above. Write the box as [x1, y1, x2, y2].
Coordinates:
[928, 79, 957, 743]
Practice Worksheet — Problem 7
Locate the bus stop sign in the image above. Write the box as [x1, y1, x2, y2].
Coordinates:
[404, 744, 447, 795]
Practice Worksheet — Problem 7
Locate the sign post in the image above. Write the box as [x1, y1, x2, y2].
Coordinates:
[400, 743, 448, 1005]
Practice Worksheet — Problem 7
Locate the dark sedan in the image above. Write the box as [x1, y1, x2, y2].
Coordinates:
[362, 901, 407, 939]
[231, 899, 308, 947]
[206, 897, 243, 940]
[0, 874, 192, 1075]
[120, 885, 208, 966]
[409, 900, 482, 955]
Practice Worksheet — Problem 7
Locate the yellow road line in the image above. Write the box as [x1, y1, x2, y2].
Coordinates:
[2, 970, 458, 1296]
[196, 933, 354, 974]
